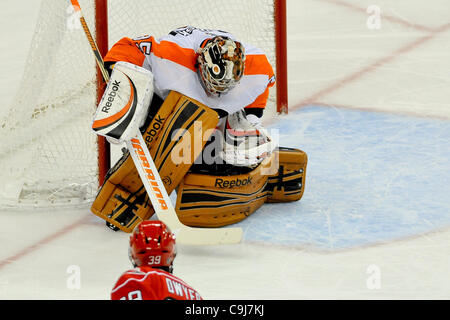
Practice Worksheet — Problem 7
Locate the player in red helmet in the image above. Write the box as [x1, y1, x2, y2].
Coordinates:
[111, 220, 202, 300]
[128, 220, 177, 272]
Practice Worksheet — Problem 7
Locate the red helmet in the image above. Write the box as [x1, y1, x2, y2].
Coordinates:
[128, 220, 177, 271]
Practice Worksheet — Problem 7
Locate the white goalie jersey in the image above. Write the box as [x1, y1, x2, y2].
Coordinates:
[103, 26, 275, 115]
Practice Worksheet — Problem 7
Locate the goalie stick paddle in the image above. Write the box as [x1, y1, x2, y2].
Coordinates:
[71, 0, 243, 245]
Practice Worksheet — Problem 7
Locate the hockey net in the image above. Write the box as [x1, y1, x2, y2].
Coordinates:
[0, 0, 286, 208]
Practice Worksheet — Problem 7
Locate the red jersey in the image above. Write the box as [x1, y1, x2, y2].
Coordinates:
[111, 266, 203, 300]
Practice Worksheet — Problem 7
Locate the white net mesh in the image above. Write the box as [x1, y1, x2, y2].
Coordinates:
[0, 0, 278, 208]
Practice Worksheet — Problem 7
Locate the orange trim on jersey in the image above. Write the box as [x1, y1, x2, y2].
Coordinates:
[244, 54, 274, 78]
[151, 40, 198, 72]
[243, 54, 275, 109]
[245, 86, 271, 109]
[104, 37, 274, 110]
[104, 37, 146, 67]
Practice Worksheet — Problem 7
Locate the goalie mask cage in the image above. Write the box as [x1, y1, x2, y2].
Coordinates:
[0, 0, 287, 208]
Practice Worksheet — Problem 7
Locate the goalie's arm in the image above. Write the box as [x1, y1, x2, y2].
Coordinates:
[104, 37, 149, 70]
[242, 52, 276, 120]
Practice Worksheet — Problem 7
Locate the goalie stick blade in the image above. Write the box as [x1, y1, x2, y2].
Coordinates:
[157, 208, 243, 245]
[175, 226, 243, 245]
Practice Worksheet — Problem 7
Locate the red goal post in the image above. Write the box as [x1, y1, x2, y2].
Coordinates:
[95, 0, 109, 185]
[274, 0, 288, 115]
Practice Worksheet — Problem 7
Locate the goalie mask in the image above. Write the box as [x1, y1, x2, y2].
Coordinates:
[197, 36, 245, 96]
[128, 221, 177, 272]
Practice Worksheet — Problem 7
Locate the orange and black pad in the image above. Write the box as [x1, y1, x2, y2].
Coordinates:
[265, 147, 308, 203]
[175, 147, 308, 228]
[91, 91, 219, 232]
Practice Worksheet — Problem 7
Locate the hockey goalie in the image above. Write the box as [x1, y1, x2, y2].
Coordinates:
[90, 26, 308, 232]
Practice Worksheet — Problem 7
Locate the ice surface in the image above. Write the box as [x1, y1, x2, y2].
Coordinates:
[245, 106, 450, 249]
[0, 0, 449, 299]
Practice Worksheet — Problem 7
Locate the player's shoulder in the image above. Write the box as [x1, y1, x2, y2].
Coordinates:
[136, 266, 171, 276]
[242, 45, 274, 78]
[143, 267, 203, 300]
[123, 266, 169, 277]
[112, 267, 161, 287]
[112, 267, 202, 300]
[135, 266, 191, 288]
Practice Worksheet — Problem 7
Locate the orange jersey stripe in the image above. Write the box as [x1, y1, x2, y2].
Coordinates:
[106, 38, 274, 77]
[104, 37, 274, 110]
[151, 40, 198, 72]
[244, 54, 275, 109]
[104, 37, 146, 67]
[245, 86, 271, 109]
[244, 54, 274, 78]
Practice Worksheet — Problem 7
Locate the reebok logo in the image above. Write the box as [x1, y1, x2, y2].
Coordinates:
[101, 80, 121, 113]
[215, 177, 252, 189]
[145, 115, 165, 144]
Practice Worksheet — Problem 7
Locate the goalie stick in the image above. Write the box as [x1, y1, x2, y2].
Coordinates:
[70, 0, 243, 245]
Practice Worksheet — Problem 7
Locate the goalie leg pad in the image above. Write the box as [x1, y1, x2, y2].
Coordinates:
[265, 147, 308, 203]
[175, 147, 308, 227]
[175, 155, 272, 228]
[95, 180, 154, 229]
[91, 91, 219, 232]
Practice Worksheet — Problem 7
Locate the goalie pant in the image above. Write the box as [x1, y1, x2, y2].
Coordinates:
[103, 26, 275, 116]
[111, 266, 203, 300]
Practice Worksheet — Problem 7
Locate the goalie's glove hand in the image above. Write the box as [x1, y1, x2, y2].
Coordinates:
[219, 110, 277, 168]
